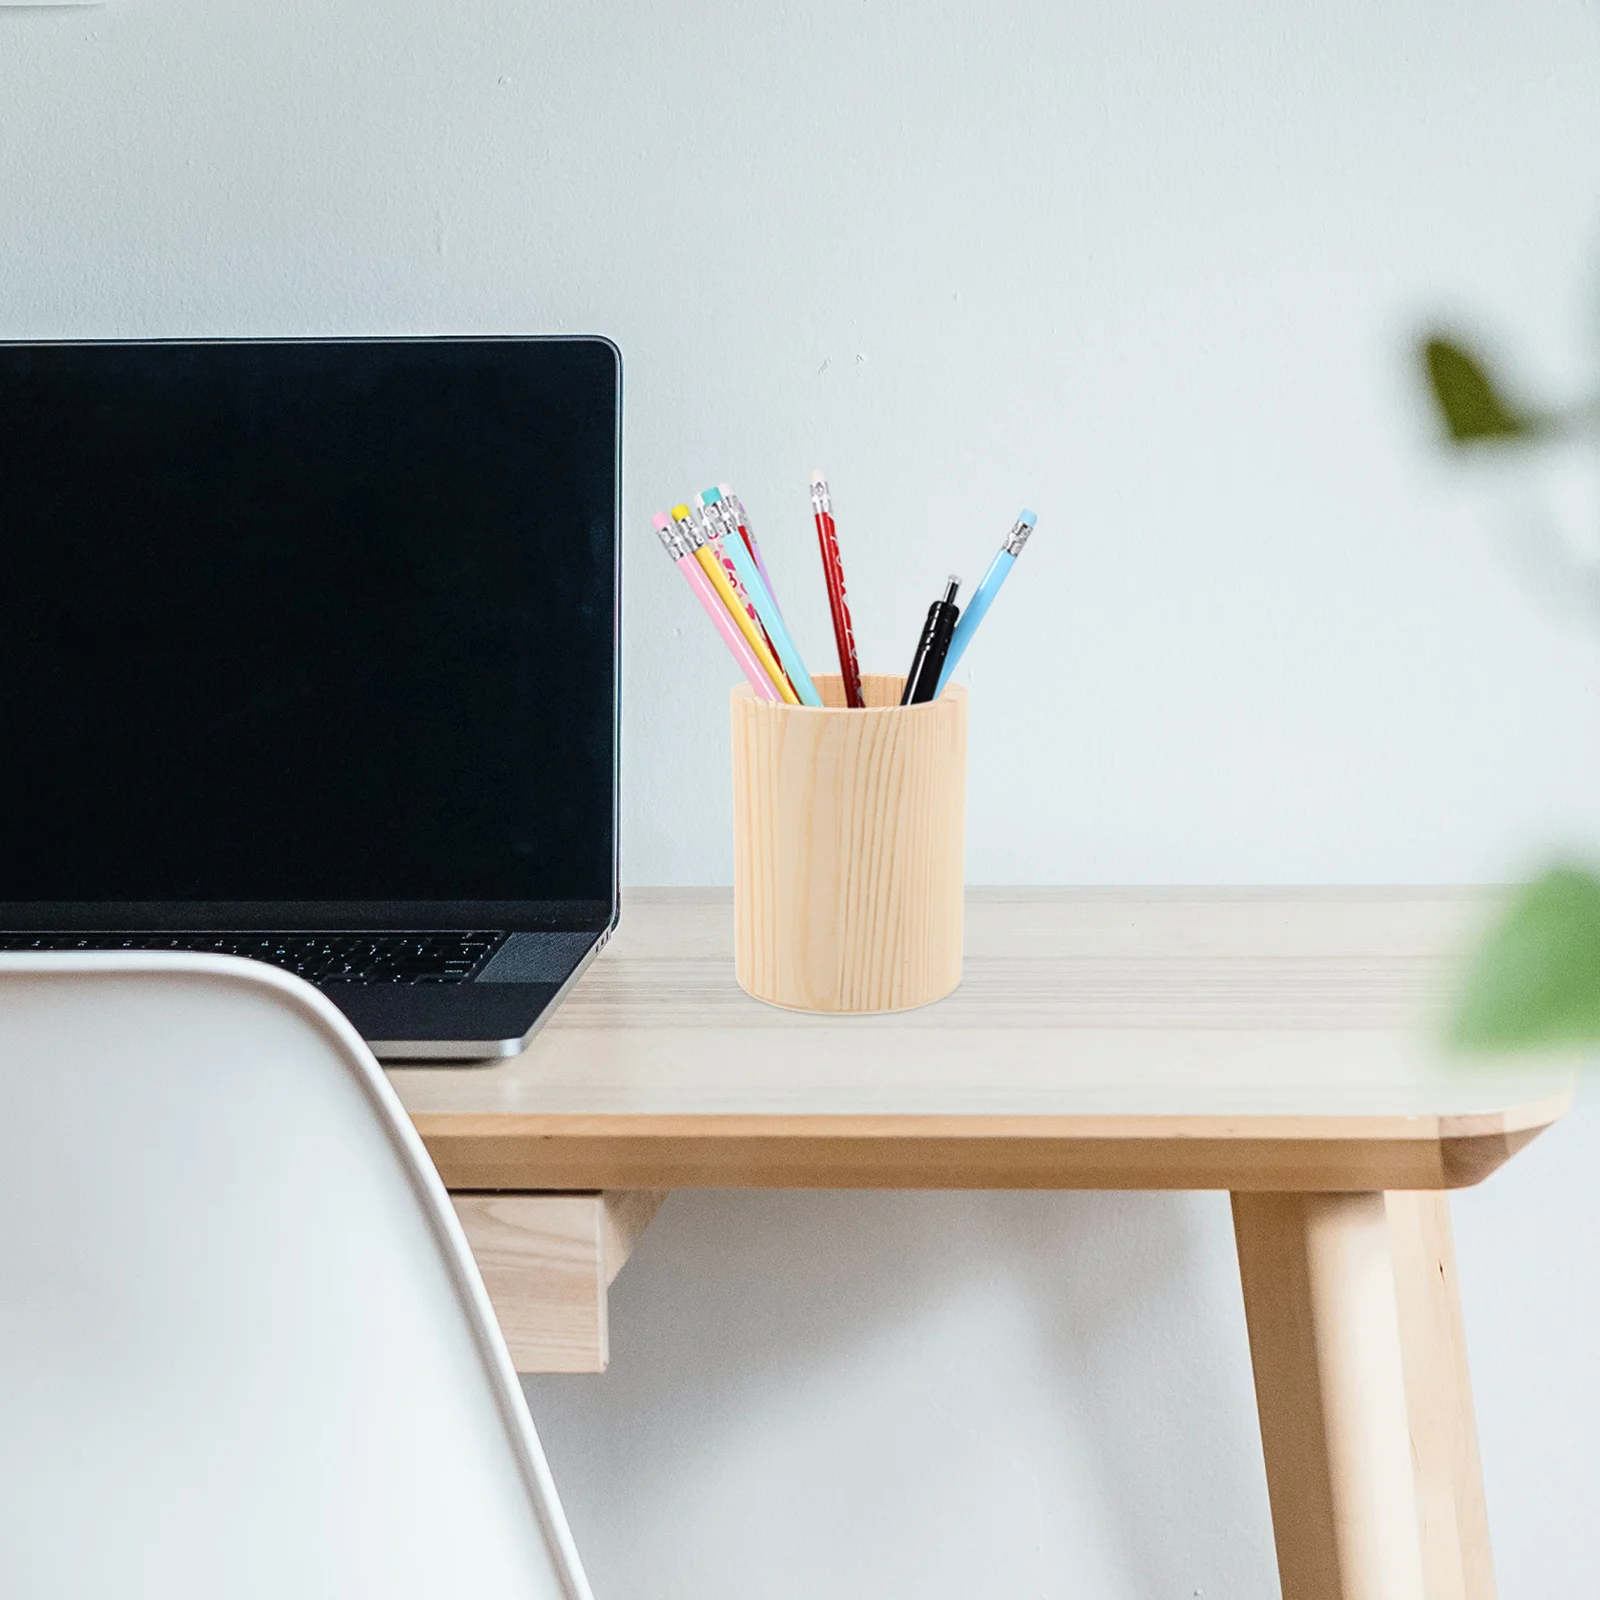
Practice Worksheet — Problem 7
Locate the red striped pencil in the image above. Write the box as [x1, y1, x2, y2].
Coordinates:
[809, 470, 864, 707]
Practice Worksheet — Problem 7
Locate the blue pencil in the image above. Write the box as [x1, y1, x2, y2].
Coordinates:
[935, 510, 1037, 695]
[699, 487, 823, 706]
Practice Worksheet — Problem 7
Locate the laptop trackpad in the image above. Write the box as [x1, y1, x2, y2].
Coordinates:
[476, 931, 601, 984]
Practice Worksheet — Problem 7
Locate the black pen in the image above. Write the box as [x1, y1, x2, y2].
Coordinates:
[901, 575, 961, 704]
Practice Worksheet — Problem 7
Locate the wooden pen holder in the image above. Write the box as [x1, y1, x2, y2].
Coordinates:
[731, 673, 967, 1013]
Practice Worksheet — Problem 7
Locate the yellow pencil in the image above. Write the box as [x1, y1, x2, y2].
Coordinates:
[671, 504, 799, 704]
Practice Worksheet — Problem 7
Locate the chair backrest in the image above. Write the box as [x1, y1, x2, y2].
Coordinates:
[0, 954, 593, 1600]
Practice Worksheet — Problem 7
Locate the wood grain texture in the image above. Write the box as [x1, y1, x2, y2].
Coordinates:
[415, 1118, 1549, 1194]
[601, 1189, 668, 1285]
[390, 890, 1574, 1193]
[732, 674, 966, 1013]
[1386, 1191, 1495, 1600]
[451, 1193, 606, 1373]
[450, 1191, 665, 1373]
[1233, 1192, 1428, 1600]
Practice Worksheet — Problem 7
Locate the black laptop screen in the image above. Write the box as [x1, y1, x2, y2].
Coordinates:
[0, 338, 618, 916]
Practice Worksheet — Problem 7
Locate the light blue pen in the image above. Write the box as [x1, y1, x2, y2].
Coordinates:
[935, 510, 1038, 696]
[699, 487, 823, 706]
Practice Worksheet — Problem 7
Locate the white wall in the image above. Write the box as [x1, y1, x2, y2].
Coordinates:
[4, 1, 1599, 1593]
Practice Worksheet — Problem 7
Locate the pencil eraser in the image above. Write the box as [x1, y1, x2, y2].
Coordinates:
[1019, 509, 1037, 527]
[700, 486, 722, 505]
[810, 469, 827, 485]
[670, 503, 691, 521]
[718, 482, 734, 496]
[652, 512, 671, 531]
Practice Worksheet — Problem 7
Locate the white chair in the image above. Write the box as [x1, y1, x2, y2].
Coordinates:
[0, 953, 594, 1600]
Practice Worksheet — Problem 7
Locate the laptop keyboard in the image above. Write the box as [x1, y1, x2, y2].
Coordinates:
[0, 931, 507, 986]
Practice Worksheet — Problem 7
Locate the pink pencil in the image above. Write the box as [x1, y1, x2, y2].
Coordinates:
[652, 513, 781, 701]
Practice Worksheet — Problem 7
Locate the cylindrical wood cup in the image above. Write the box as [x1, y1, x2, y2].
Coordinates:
[731, 673, 967, 1013]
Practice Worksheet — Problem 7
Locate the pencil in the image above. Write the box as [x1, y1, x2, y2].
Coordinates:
[652, 513, 781, 701]
[809, 471, 864, 708]
[700, 488, 822, 706]
[935, 510, 1037, 695]
[718, 483, 784, 623]
[674, 505, 800, 705]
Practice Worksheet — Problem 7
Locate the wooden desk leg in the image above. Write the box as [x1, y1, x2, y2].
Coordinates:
[1232, 1193, 1428, 1600]
[452, 1191, 667, 1374]
[1383, 1191, 1495, 1600]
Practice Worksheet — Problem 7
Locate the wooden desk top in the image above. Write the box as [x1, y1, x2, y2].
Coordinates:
[390, 889, 1574, 1193]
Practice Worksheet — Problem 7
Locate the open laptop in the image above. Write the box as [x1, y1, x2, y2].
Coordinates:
[0, 336, 620, 1060]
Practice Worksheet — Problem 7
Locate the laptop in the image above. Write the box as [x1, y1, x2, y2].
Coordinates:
[0, 336, 620, 1061]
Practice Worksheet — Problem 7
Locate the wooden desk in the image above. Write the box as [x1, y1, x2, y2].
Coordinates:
[390, 888, 1572, 1600]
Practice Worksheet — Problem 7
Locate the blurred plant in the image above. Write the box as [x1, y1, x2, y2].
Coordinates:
[1420, 331, 1600, 1051]
[1422, 336, 1549, 444]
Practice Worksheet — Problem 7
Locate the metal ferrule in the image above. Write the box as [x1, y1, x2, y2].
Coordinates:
[1002, 517, 1035, 557]
[705, 497, 743, 544]
[810, 479, 832, 515]
[670, 509, 707, 553]
[654, 519, 697, 561]
[690, 503, 728, 549]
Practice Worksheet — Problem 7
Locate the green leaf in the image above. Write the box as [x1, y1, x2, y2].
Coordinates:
[1421, 335, 1536, 444]
[1451, 866, 1600, 1051]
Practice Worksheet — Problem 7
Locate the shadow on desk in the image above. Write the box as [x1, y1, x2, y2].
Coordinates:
[523, 1190, 1278, 1600]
